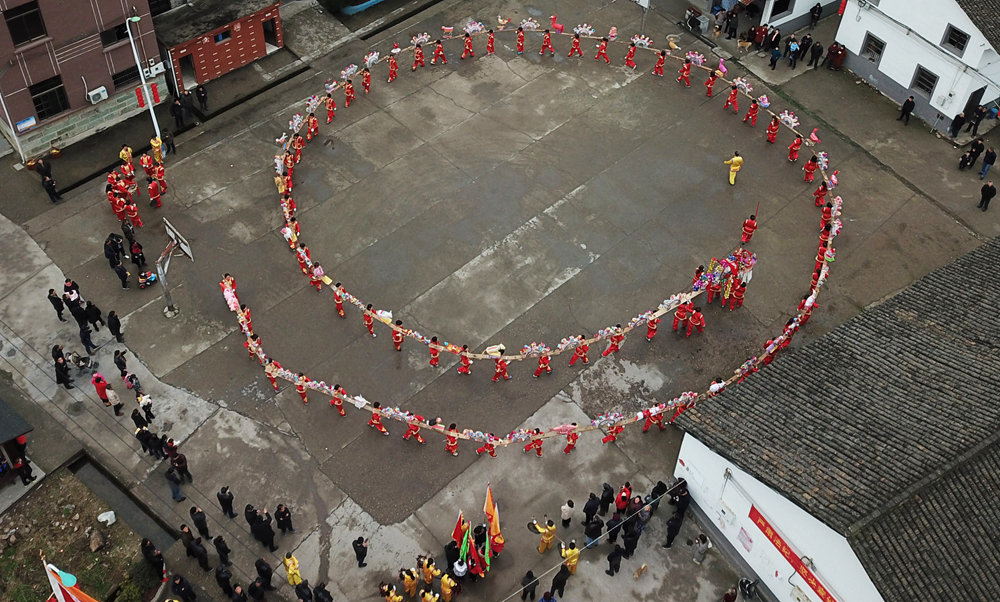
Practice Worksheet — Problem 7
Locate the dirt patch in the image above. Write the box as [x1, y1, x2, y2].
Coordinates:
[0, 469, 159, 602]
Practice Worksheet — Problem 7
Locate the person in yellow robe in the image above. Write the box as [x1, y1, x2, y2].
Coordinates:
[399, 568, 419, 597]
[150, 135, 163, 164]
[440, 573, 457, 602]
[560, 540, 580, 574]
[283, 552, 302, 585]
[421, 556, 441, 584]
[531, 519, 557, 553]
[724, 151, 744, 185]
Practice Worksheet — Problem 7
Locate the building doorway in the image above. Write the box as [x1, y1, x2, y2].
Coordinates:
[178, 54, 196, 91]
[963, 85, 986, 117]
[262, 19, 279, 53]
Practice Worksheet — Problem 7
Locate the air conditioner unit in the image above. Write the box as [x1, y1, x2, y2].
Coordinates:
[87, 86, 109, 104]
[145, 61, 166, 77]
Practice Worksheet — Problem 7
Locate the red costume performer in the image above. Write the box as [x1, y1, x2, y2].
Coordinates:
[284, 172, 293, 193]
[723, 85, 739, 112]
[652, 51, 665, 75]
[363, 305, 377, 337]
[673, 301, 693, 331]
[457, 345, 472, 374]
[412, 45, 425, 70]
[523, 431, 543, 457]
[729, 283, 746, 311]
[766, 117, 780, 143]
[429, 339, 440, 367]
[369, 403, 389, 435]
[462, 34, 474, 58]
[601, 425, 624, 444]
[153, 164, 167, 192]
[517, 28, 525, 54]
[344, 80, 355, 108]
[306, 113, 319, 141]
[362, 68, 371, 94]
[624, 43, 637, 68]
[602, 327, 625, 356]
[431, 40, 447, 64]
[788, 135, 803, 161]
[295, 374, 311, 404]
[293, 134, 305, 163]
[112, 195, 127, 221]
[296, 244, 311, 274]
[804, 158, 818, 182]
[569, 342, 589, 365]
[283, 152, 295, 179]
[820, 203, 833, 229]
[705, 73, 717, 96]
[333, 283, 346, 317]
[814, 183, 828, 206]
[139, 153, 154, 177]
[669, 399, 695, 423]
[392, 320, 404, 351]
[642, 409, 666, 432]
[476, 438, 497, 457]
[487, 30, 495, 54]
[403, 415, 427, 444]
[563, 431, 579, 454]
[646, 317, 661, 341]
[540, 30, 556, 55]
[325, 94, 336, 124]
[532, 354, 552, 377]
[595, 38, 610, 63]
[676, 60, 691, 86]
[309, 264, 324, 291]
[706, 279, 722, 304]
[687, 309, 705, 336]
[741, 215, 758, 243]
[331, 384, 348, 416]
[388, 54, 399, 82]
[445, 425, 460, 456]
[264, 360, 282, 391]
[245, 334, 262, 363]
[568, 34, 583, 57]
[147, 179, 161, 208]
[744, 101, 759, 126]
[798, 295, 817, 325]
[492, 358, 510, 382]
[125, 203, 143, 228]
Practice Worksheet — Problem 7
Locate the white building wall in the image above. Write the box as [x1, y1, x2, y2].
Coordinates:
[835, 0, 1000, 118]
[759, 0, 839, 30]
[675, 435, 884, 602]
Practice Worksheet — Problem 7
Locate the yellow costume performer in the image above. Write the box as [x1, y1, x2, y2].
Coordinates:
[283, 553, 302, 586]
[724, 152, 744, 185]
[560, 542, 580, 574]
[531, 519, 557, 554]
[400, 568, 419, 598]
[421, 557, 441, 584]
[440, 573, 457, 602]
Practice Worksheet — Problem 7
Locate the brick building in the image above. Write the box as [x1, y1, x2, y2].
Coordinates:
[0, 0, 167, 161]
[153, 0, 283, 94]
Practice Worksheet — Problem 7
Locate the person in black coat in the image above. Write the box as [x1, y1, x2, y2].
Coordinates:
[520, 570, 538, 601]
[662, 512, 684, 548]
[244, 504, 258, 528]
[190, 506, 211, 539]
[247, 579, 266, 602]
[196, 85, 208, 112]
[352, 536, 368, 567]
[605, 511, 623, 544]
[598, 483, 615, 516]
[42, 175, 61, 202]
[295, 580, 313, 601]
[47, 289, 67, 321]
[217, 486, 237, 518]
[313, 583, 333, 602]
[171, 575, 197, 602]
[214, 534, 232, 566]
[606, 544, 626, 576]
[231, 584, 248, 602]
[584, 516, 604, 547]
[121, 220, 136, 246]
[444, 540, 460, 570]
[131, 409, 148, 429]
[104, 238, 122, 268]
[275, 503, 295, 534]
[215, 564, 234, 597]
[550, 565, 570, 598]
[170, 99, 185, 129]
[84, 301, 105, 331]
[670, 484, 691, 517]
[187, 537, 211, 571]
[582, 492, 600, 524]
[622, 526, 641, 559]
[113, 261, 130, 290]
[650, 480, 669, 512]
[252, 509, 278, 552]
[69, 302, 88, 328]
[108, 310, 124, 343]
[54, 357, 74, 389]
[254, 557, 275, 590]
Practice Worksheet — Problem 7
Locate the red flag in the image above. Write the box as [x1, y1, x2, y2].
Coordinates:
[451, 511, 465, 544]
[466, 526, 485, 577]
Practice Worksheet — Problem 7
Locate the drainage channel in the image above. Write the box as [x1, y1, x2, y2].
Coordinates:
[68, 454, 175, 553]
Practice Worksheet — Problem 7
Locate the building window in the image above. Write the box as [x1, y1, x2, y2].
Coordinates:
[100, 22, 129, 47]
[862, 33, 885, 63]
[149, 0, 172, 16]
[942, 25, 970, 56]
[4, 1, 47, 46]
[214, 30, 231, 44]
[912, 65, 938, 97]
[112, 66, 141, 89]
[30, 76, 70, 120]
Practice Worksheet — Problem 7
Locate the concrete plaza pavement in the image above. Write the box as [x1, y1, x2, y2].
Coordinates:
[0, 1, 990, 601]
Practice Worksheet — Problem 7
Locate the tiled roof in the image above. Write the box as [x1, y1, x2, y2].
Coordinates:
[679, 237, 1000, 599]
[154, 0, 279, 47]
[956, 0, 1000, 53]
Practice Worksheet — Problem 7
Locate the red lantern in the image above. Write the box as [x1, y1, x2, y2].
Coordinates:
[135, 87, 145, 108]
[838, 0, 847, 15]
[151, 83, 160, 104]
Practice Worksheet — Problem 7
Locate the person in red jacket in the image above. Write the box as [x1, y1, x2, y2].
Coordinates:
[457, 344, 472, 374]
[147, 177, 161, 208]
[704, 72, 717, 96]
[706, 278, 723, 305]
[595, 37, 610, 63]
[343, 79, 356, 108]
[533, 353, 552, 377]
[522, 429, 543, 457]
[363, 304, 377, 337]
[563, 426, 579, 454]
[412, 44, 425, 70]
[369, 402, 389, 435]
[568, 33, 584, 57]
[392, 319, 404, 351]
[324, 93, 336, 124]
[124, 202, 143, 228]
[569, 339, 590, 365]
[306, 112, 319, 140]
[624, 42, 637, 68]
[330, 384, 348, 416]
[673, 301, 693, 331]
[493, 357, 511, 382]
[264, 360, 282, 391]
[540, 29, 556, 56]
[741, 214, 758, 243]
[361, 67, 371, 94]
[429, 336, 441, 367]
[333, 283, 347, 318]
[642, 409, 666, 432]
[803, 155, 819, 182]
[652, 50, 666, 76]
[820, 203, 834, 229]
[283, 150, 295, 179]
[461, 32, 475, 59]
[814, 182, 828, 206]
[602, 325, 625, 356]
[292, 133, 305, 164]
[431, 40, 447, 64]
[295, 373, 311, 404]
[445, 423, 460, 456]
[601, 424, 624, 443]
[476, 435, 498, 457]
[517, 27, 525, 54]
[744, 99, 759, 126]
[153, 163, 167, 192]
[723, 85, 739, 113]
[766, 116, 780, 143]
[646, 317, 661, 341]
[388, 54, 399, 82]
[676, 58, 692, 86]
[402, 414, 428, 444]
[798, 294, 817, 325]
[687, 307, 705, 336]
[788, 134, 803, 161]
[486, 29, 495, 54]
[729, 283, 747, 311]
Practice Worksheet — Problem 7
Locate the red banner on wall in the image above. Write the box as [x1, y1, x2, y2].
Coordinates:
[748, 505, 839, 602]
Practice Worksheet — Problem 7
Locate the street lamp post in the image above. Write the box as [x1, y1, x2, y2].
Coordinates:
[125, 15, 161, 140]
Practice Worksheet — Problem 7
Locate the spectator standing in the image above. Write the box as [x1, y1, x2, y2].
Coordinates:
[352, 536, 369, 567]
[108, 310, 124, 342]
[48, 289, 67, 321]
[979, 147, 996, 179]
[559, 499, 574, 528]
[196, 85, 208, 111]
[217, 486, 238, 518]
[979, 180, 996, 211]
[693, 533, 712, 564]
[275, 503, 295, 534]
[54, 357, 74, 389]
[165, 466, 185, 502]
[950, 112, 966, 139]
